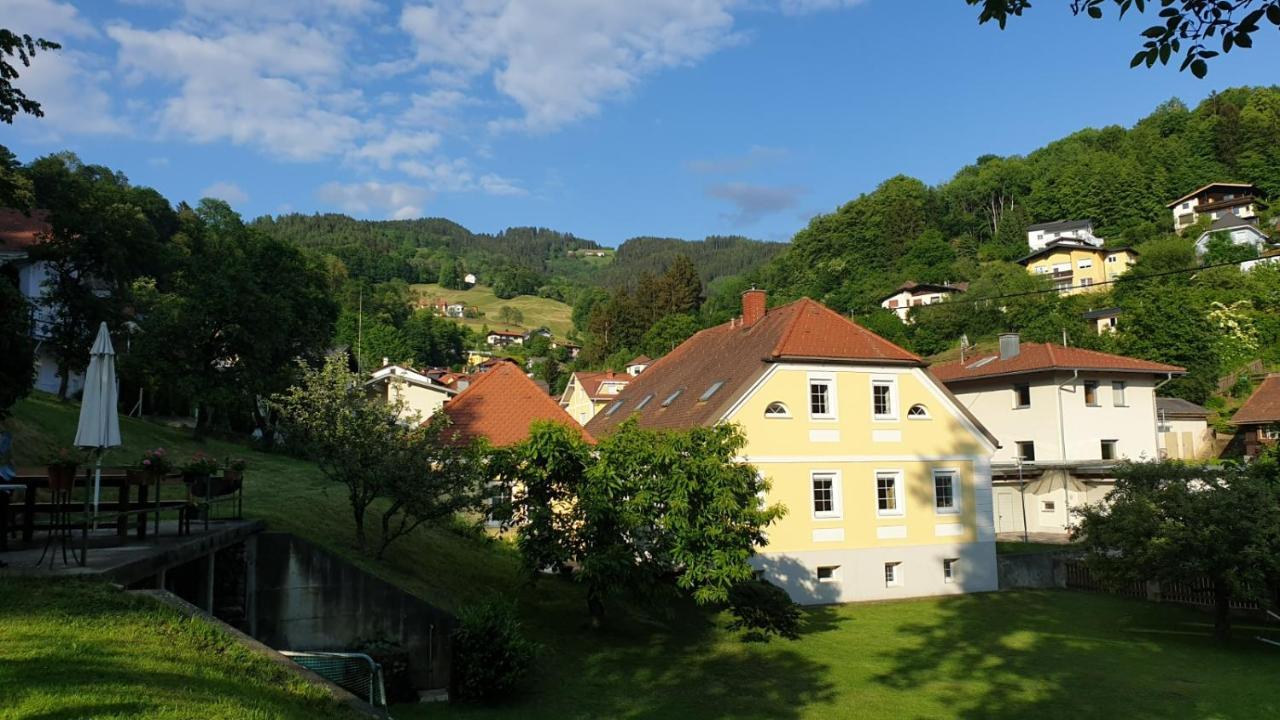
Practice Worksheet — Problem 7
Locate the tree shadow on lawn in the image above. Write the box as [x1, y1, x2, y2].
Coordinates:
[873, 589, 1280, 720]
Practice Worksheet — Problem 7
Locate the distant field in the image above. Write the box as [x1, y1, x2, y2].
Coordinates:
[410, 283, 574, 338]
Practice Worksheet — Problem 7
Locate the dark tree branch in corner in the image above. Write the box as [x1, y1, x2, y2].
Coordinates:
[0, 29, 61, 123]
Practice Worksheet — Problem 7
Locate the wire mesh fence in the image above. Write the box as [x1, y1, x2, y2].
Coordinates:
[281, 651, 387, 709]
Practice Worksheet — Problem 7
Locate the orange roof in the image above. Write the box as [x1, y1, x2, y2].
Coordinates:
[586, 297, 923, 435]
[0, 209, 51, 252]
[443, 362, 594, 446]
[932, 343, 1185, 383]
[1232, 374, 1280, 425]
[568, 371, 631, 401]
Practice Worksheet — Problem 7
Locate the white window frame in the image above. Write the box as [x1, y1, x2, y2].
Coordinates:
[807, 373, 837, 421]
[810, 470, 843, 520]
[817, 565, 840, 583]
[1078, 277, 1093, 288]
[943, 558, 958, 584]
[1077, 258, 1093, 269]
[884, 562, 903, 588]
[1263, 425, 1280, 441]
[1111, 380, 1127, 407]
[875, 469, 905, 518]
[1013, 383, 1031, 409]
[932, 469, 961, 515]
[764, 401, 792, 418]
[906, 403, 930, 420]
[871, 375, 899, 421]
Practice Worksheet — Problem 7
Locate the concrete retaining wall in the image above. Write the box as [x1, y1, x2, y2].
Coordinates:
[997, 552, 1069, 590]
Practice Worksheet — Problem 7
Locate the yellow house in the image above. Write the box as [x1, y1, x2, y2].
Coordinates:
[560, 371, 631, 426]
[586, 290, 999, 604]
[1019, 240, 1137, 295]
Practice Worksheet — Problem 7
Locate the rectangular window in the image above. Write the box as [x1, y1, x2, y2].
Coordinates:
[1263, 425, 1280, 440]
[876, 471, 903, 516]
[1101, 440, 1118, 460]
[1042, 500, 1056, 513]
[1077, 259, 1093, 269]
[811, 472, 840, 519]
[1112, 380, 1127, 406]
[871, 377, 898, 420]
[1016, 441, 1036, 462]
[1079, 277, 1093, 288]
[1014, 383, 1031, 408]
[884, 562, 902, 588]
[933, 471, 959, 514]
[809, 376, 835, 420]
[1083, 380, 1099, 406]
[817, 565, 839, 583]
[943, 558, 957, 584]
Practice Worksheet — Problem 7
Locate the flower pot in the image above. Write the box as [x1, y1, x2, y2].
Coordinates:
[182, 472, 211, 489]
[47, 464, 77, 493]
[141, 468, 166, 485]
[223, 469, 243, 488]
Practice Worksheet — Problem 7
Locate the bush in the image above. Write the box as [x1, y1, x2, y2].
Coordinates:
[357, 638, 416, 704]
[726, 579, 802, 641]
[450, 598, 539, 702]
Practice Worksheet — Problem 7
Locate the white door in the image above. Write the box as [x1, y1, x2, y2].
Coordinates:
[997, 493, 1015, 533]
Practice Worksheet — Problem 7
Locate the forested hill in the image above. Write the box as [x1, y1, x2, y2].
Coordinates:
[756, 85, 1280, 314]
[595, 235, 785, 289]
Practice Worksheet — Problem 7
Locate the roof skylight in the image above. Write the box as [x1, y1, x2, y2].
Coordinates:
[699, 381, 726, 402]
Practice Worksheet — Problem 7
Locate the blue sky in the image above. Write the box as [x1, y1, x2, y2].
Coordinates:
[8, 0, 1280, 245]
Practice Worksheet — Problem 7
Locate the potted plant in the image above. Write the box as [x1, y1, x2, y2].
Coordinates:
[223, 457, 247, 490]
[180, 452, 221, 487]
[44, 446, 83, 493]
[138, 447, 173, 484]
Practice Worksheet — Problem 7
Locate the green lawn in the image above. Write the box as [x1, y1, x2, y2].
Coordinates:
[0, 579, 351, 720]
[411, 282, 575, 339]
[6, 394, 1280, 719]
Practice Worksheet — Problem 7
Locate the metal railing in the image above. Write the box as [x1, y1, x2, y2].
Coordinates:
[281, 651, 388, 710]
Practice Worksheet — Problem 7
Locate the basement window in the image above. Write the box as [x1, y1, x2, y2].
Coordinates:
[817, 565, 840, 583]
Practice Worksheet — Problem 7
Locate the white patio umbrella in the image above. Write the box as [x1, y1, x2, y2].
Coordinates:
[74, 322, 122, 517]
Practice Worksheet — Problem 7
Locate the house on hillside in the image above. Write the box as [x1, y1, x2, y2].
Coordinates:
[367, 363, 458, 420]
[443, 362, 593, 448]
[1018, 240, 1137, 294]
[1168, 182, 1265, 233]
[878, 281, 968, 322]
[624, 355, 651, 376]
[1193, 215, 1271, 257]
[463, 273, 477, 285]
[0, 208, 88, 395]
[523, 327, 552, 343]
[552, 341, 581, 359]
[1156, 397, 1213, 460]
[1230, 374, 1280, 459]
[560, 371, 631, 425]
[1082, 307, 1122, 335]
[485, 330, 524, 347]
[1026, 219, 1102, 252]
[932, 334, 1185, 538]
[586, 289, 1001, 605]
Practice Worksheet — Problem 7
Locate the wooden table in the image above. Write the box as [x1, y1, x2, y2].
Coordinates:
[10, 467, 159, 544]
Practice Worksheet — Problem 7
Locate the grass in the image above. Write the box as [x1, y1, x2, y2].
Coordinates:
[0, 579, 352, 720]
[411, 282, 574, 339]
[7, 394, 1280, 719]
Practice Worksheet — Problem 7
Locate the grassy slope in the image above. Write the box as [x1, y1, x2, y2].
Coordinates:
[0, 579, 351, 720]
[411, 283, 574, 339]
[7, 395, 1280, 719]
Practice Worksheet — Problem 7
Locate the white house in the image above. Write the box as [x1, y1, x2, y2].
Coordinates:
[1168, 182, 1264, 232]
[1155, 397, 1213, 460]
[0, 208, 87, 396]
[624, 355, 651, 376]
[1026, 219, 1102, 252]
[367, 363, 457, 420]
[878, 281, 968, 322]
[932, 334, 1184, 538]
[463, 273, 477, 285]
[1194, 215, 1271, 256]
[485, 330, 524, 347]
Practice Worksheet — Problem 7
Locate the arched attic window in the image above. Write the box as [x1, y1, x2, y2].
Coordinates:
[764, 402, 791, 418]
[907, 404, 930, 419]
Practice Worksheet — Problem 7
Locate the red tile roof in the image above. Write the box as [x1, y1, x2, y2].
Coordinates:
[931, 343, 1185, 383]
[626, 355, 651, 366]
[586, 297, 924, 435]
[0, 209, 51, 252]
[443, 362, 594, 446]
[567, 371, 631, 401]
[1231, 374, 1280, 425]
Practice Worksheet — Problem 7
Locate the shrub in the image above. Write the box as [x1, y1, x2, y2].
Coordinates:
[450, 598, 539, 702]
[726, 579, 802, 641]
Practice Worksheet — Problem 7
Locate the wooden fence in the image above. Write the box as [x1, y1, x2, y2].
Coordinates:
[1063, 560, 1262, 611]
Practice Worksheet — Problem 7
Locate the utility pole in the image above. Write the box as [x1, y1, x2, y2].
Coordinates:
[1017, 455, 1029, 544]
[357, 288, 363, 373]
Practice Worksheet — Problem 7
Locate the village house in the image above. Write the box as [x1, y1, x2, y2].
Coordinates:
[1156, 397, 1213, 460]
[1168, 182, 1265, 233]
[1230, 374, 1280, 459]
[443, 362, 592, 447]
[431, 299, 466, 318]
[560, 371, 631, 425]
[366, 362, 458, 420]
[587, 290, 1000, 605]
[552, 341, 581, 359]
[878, 281, 968, 322]
[522, 327, 553, 343]
[1193, 214, 1272, 257]
[1018, 240, 1137, 294]
[624, 355, 652, 376]
[1026, 219, 1102, 252]
[485, 330, 524, 347]
[1082, 307, 1122, 335]
[932, 334, 1184, 538]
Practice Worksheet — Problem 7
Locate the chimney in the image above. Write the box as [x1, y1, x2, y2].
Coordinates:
[998, 333, 1020, 361]
[741, 287, 767, 327]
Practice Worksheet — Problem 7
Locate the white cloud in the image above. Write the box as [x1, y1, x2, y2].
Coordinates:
[479, 174, 527, 196]
[397, 157, 525, 196]
[707, 181, 806, 225]
[399, 0, 742, 133]
[777, 0, 867, 15]
[5, 0, 98, 40]
[350, 131, 442, 169]
[13, 49, 126, 136]
[317, 181, 431, 219]
[686, 145, 789, 174]
[201, 181, 249, 205]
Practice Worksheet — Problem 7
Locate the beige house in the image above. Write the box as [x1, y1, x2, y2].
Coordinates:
[367, 364, 457, 420]
[878, 281, 968, 322]
[1082, 307, 1121, 335]
[1168, 182, 1264, 233]
[559, 371, 630, 425]
[933, 334, 1184, 538]
[1156, 397, 1213, 460]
